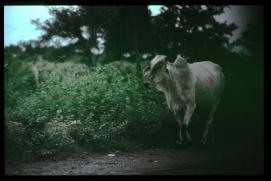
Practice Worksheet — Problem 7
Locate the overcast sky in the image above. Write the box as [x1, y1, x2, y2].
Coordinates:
[4, 5, 254, 47]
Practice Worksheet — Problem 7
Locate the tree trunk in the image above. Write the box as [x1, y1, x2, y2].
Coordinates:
[132, 11, 142, 79]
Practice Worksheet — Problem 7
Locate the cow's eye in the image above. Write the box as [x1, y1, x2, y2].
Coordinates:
[143, 66, 150, 73]
[154, 64, 163, 71]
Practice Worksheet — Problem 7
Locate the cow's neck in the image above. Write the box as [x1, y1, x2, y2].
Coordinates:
[156, 76, 184, 113]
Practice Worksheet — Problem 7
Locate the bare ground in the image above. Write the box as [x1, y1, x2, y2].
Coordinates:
[5, 145, 263, 175]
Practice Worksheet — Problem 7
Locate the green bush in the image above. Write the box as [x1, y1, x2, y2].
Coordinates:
[5, 121, 26, 162]
[6, 60, 174, 160]
[4, 57, 36, 111]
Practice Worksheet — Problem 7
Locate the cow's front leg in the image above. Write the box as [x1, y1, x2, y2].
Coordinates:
[183, 102, 196, 142]
[209, 123, 215, 143]
[176, 117, 183, 144]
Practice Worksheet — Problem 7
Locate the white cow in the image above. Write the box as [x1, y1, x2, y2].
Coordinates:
[143, 55, 225, 144]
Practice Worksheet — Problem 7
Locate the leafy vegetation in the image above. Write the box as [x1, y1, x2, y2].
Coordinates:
[5, 58, 175, 162]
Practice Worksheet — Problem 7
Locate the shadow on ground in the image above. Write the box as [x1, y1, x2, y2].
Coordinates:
[5, 142, 263, 175]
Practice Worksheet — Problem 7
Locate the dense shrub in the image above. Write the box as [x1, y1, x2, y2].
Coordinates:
[5, 59, 175, 160]
[4, 57, 36, 111]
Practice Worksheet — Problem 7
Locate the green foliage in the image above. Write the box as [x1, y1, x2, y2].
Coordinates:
[6, 60, 174, 161]
[32, 5, 238, 64]
[4, 55, 36, 112]
[5, 121, 26, 162]
[152, 5, 237, 62]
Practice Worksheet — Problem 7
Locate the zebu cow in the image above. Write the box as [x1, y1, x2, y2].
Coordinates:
[143, 55, 225, 144]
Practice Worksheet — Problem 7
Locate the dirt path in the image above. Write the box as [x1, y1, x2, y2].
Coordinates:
[5, 147, 263, 175]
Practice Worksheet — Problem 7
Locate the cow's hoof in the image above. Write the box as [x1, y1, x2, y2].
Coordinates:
[176, 141, 183, 145]
[176, 140, 192, 148]
[187, 137, 192, 142]
[200, 138, 207, 145]
[210, 137, 215, 144]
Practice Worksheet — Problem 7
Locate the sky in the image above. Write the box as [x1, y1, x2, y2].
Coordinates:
[4, 5, 253, 47]
[4, 6, 53, 46]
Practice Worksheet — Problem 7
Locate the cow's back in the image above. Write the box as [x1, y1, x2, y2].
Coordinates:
[188, 61, 224, 106]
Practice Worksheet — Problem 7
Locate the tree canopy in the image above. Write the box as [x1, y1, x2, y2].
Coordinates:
[12, 6, 244, 67]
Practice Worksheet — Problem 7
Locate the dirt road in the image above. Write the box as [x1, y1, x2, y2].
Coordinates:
[5, 146, 263, 175]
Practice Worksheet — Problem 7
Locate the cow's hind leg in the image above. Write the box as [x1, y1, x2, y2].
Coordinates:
[183, 103, 196, 142]
[201, 100, 220, 144]
[209, 123, 215, 143]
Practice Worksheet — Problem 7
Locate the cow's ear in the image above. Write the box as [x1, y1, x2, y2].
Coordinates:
[174, 56, 187, 68]
[165, 66, 169, 74]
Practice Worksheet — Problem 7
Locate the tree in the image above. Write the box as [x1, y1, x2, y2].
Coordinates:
[4, 45, 22, 59]
[31, 7, 101, 66]
[151, 5, 238, 63]
[32, 6, 155, 76]
[32, 5, 238, 68]
[103, 6, 155, 77]
[233, 7, 263, 62]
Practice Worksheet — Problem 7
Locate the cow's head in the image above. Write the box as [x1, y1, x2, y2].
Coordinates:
[143, 55, 169, 86]
[143, 55, 188, 86]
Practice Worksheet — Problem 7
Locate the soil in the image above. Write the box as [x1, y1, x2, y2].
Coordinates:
[5, 145, 263, 175]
